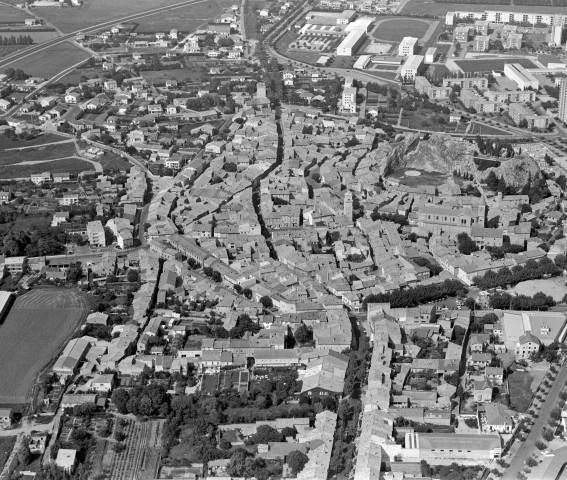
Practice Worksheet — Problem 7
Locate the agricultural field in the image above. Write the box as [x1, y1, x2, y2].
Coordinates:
[0, 142, 77, 166]
[0, 30, 59, 42]
[372, 18, 431, 42]
[35, 0, 233, 34]
[400, 0, 567, 17]
[102, 419, 164, 480]
[0, 158, 95, 180]
[454, 57, 537, 74]
[0, 4, 28, 22]
[7, 41, 90, 77]
[0, 44, 28, 59]
[141, 64, 206, 84]
[0, 289, 88, 404]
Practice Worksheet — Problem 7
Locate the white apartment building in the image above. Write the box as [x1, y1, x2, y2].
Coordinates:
[399, 36, 418, 56]
[87, 220, 106, 247]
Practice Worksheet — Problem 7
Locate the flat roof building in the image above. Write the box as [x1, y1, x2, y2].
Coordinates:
[400, 55, 424, 81]
[504, 63, 539, 90]
[399, 36, 418, 56]
[336, 29, 366, 56]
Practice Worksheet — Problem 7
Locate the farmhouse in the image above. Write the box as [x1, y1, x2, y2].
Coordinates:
[0, 408, 12, 428]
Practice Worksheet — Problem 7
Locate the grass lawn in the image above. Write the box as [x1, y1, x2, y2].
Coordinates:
[0, 158, 93, 179]
[454, 58, 537, 74]
[400, 0, 567, 17]
[508, 369, 535, 413]
[59, 67, 104, 84]
[0, 142, 76, 165]
[36, 0, 234, 33]
[0, 289, 88, 404]
[469, 122, 511, 136]
[8, 41, 90, 77]
[373, 18, 431, 42]
[0, 437, 16, 470]
[0, 133, 68, 150]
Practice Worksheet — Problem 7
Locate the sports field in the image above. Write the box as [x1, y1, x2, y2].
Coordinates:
[0, 289, 88, 404]
[373, 18, 431, 42]
[513, 279, 567, 302]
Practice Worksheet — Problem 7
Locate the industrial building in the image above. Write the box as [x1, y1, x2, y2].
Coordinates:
[504, 63, 539, 90]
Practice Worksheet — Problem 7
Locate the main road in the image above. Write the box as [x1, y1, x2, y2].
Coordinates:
[0, 0, 208, 69]
[503, 361, 567, 480]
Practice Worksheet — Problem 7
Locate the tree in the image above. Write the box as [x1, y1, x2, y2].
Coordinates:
[112, 389, 130, 414]
[223, 162, 237, 172]
[229, 314, 261, 339]
[457, 233, 478, 255]
[127, 269, 139, 282]
[525, 457, 538, 467]
[211, 270, 222, 282]
[17, 443, 31, 468]
[287, 450, 309, 475]
[260, 296, 273, 309]
[535, 440, 547, 450]
[542, 429, 555, 442]
[252, 424, 285, 443]
[294, 324, 312, 344]
[67, 262, 83, 282]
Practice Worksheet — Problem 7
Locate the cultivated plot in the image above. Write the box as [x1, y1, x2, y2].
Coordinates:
[0, 289, 88, 404]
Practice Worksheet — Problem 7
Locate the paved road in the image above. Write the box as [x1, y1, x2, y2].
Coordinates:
[503, 361, 567, 480]
[0, 0, 208, 69]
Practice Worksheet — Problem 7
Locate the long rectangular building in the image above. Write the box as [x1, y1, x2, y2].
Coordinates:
[336, 29, 366, 56]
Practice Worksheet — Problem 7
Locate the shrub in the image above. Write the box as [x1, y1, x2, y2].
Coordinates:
[535, 441, 547, 450]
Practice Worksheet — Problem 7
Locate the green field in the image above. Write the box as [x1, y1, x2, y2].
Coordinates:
[0, 142, 77, 165]
[0, 289, 88, 404]
[454, 57, 537, 74]
[142, 65, 205, 84]
[0, 133, 68, 150]
[0, 437, 16, 471]
[401, 0, 567, 16]
[243, 0, 268, 40]
[35, 0, 233, 33]
[0, 158, 94, 179]
[373, 18, 431, 42]
[98, 152, 132, 172]
[469, 122, 511, 136]
[508, 369, 535, 413]
[8, 41, 90, 77]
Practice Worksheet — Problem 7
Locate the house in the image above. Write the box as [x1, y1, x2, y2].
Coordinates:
[31, 171, 51, 185]
[51, 211, 70, 227]
[480, 403, 513, 433]
[65, 92, 81, 104]
[56, 449, 77, 474]
[473, 379, 493, 403]
[516, 332, 540, 359]
[87, 220, 106, 247]
[59, 193, 80, 206]
[485, 367, 504, 384]
[29, 434, 47, 454]
[0, 192, 10, 204]
[468, 353, 492, 369]
[91, 373, 114, 392]
[300, 350, 349, 396]
[0, 408, 12, 428]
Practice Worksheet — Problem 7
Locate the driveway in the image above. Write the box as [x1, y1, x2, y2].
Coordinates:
[503, 361, 567, 480]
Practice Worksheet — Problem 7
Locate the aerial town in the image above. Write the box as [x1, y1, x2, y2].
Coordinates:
[1, 0, 567, 479]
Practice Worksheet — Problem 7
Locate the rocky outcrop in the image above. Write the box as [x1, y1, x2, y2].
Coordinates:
[481, 156, 540, 187]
